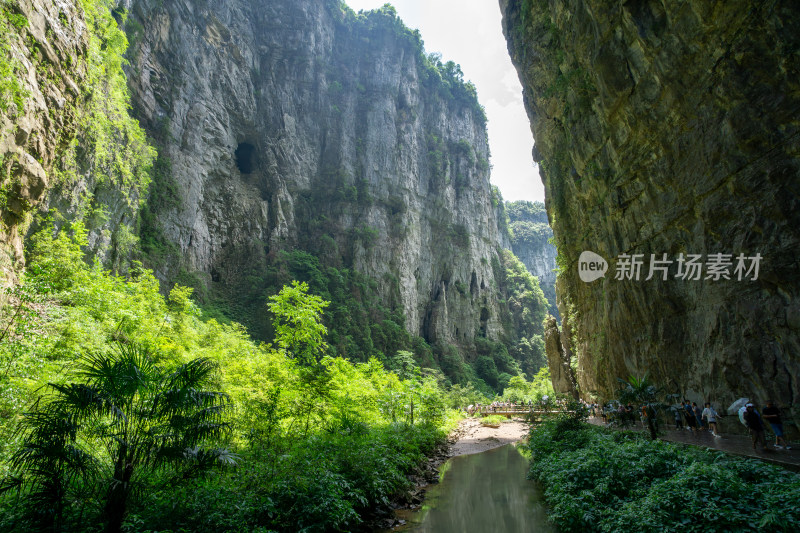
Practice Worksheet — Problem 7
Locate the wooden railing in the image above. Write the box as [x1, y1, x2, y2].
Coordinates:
[469, 405, 564, 421]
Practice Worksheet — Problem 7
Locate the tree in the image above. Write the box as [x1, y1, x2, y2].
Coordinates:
[617, 374, 667, 440]
[386, 350, 419, 381]
[267, 282, 332, 435]
[7, 342, 233, 533]
[267, 281, 329, 365]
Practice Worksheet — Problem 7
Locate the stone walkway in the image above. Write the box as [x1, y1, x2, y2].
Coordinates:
[587, 416, 800, 471]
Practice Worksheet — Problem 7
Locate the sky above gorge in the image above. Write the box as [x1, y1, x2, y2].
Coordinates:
[344, 0, 545, 203]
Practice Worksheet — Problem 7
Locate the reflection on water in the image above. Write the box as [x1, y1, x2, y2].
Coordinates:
[396, 444, 555, 533]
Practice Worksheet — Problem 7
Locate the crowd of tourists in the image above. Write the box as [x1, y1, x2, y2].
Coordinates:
[669, 400, 721, 437]
[584, 398, 792, 452]
[467, 400, 529, 415]
[741, 400, 792, 451]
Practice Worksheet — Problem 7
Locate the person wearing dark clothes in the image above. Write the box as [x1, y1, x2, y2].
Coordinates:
[674, 407, 683, 429]
[743, 403, 768, 451]
[762, 401, 791, 450]
[684, 401, 697, 432]
[692, 402, 705, 429]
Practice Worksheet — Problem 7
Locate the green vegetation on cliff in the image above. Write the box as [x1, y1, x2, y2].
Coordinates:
[0, 1, 28, 115]
[497, 249, 548, 376]
[506, 200, 551, 249]
[52, 0, 154, 269]
[200, 248, 432, 368]
[335, 2, 486, 125]
[0, 0, 154, 273]
[61, 0, 154, 194]
[505, 200, 558, 319]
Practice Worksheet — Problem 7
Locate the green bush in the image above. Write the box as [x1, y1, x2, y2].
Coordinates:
[526, 421, 800, 532]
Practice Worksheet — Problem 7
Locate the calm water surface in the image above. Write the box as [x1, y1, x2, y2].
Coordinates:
[395, 444, 555, 533]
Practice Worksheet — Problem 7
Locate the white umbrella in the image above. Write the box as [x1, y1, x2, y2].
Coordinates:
[738, 406, 748, 426]
[727, 397, 749, 415]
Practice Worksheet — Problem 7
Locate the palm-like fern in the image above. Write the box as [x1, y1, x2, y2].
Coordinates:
[5, 342, 234, 532]
[617, 373, 669, 440]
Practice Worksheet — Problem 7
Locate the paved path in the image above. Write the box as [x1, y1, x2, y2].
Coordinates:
[587, 416, 800, 471]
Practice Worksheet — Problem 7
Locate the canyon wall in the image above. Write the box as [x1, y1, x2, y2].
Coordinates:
[506, 200, 558, 319]
[121, 0, 545, 373]
[0, 0, 553, 384]
[0, 0, 154, 282]
[500, 0, 800, 421]
[0, 0, 88, 278]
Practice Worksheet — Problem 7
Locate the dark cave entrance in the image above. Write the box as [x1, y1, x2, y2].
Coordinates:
[235, 142, 256, 174]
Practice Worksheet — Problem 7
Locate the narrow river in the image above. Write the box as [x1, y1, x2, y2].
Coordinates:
[394, 444, 555, 532]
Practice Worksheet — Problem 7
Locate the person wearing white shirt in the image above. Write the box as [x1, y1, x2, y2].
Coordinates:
[702, 402, 721, 437]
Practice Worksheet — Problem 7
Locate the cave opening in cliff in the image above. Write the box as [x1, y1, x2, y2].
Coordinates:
[235, 142, 256, 174]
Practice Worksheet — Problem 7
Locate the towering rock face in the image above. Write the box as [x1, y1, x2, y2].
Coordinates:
[506, 200, 558, 319]
[544, 315, 576, 397]
[125, 0, 517, 355]
[500, 0, 800, 422]
[0, 0, 89, 279]
[1, 0, 154, 282]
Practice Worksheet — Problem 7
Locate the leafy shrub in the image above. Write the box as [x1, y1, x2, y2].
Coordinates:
[526, 421, 800, 532]
[0, 225, 458, 532]
[481, 414, 508, 425]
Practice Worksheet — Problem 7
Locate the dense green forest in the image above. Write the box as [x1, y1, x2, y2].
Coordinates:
[0, 222, 499, 531]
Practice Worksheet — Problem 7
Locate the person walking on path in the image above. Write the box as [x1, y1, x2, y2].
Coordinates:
[684, 401, 697, 433]
[762, 401, 791, 450]
[693, 402, 705, 429]
[743, 403, 769, 452]
[702, 402, 721, 437]
[673, 406, 684, 430]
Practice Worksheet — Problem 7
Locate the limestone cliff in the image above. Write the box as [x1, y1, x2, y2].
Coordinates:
[544, 315, 576, 397]
[0, 0, 88, 279]
[0, 0, 154, 281]
[0, 0, 549, 386]
[506, 200, 558, 319]
[121, 0, 543, 377]
[500, 0, 800, 423]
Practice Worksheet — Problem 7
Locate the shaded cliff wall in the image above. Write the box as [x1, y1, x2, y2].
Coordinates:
[506, 200, 558, 319]
[500, 0, 800, 421]
[124, 0, 540, 368]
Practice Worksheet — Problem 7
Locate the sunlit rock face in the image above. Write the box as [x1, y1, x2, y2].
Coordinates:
[500, 0, 800, 421]
[0, 0, 89, 280]
[125, 0, 519, 351]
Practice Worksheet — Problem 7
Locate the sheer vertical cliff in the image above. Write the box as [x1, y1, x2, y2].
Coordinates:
[1, 0, 549, 385]
[500, 0, 800, 419]
[0, 0, 153, 281]
[120, 0, 544, 375]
